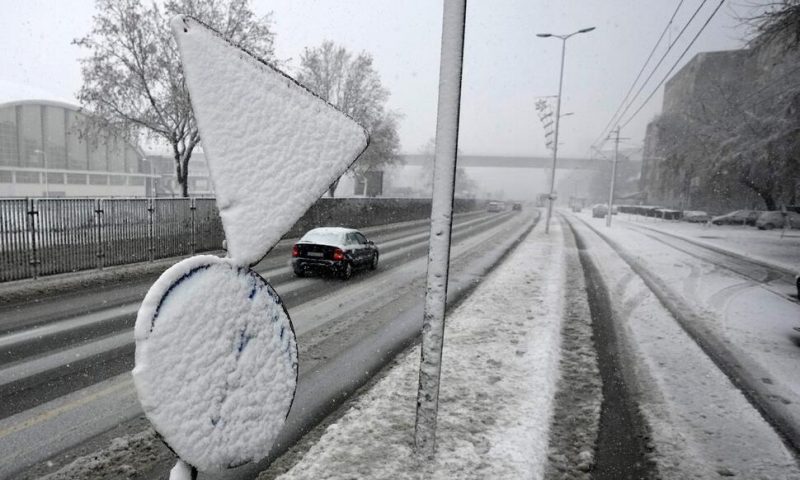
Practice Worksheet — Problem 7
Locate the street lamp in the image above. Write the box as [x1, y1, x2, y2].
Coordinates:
[537, 26, 595, 234]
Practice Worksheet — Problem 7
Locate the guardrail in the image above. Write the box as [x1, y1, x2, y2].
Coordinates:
[0, 198, 224, 282]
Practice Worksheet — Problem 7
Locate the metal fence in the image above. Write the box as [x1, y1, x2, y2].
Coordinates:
[0, 197, 224, 282]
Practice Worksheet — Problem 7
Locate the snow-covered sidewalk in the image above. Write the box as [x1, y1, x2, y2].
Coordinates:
[259, 219, 568, 479]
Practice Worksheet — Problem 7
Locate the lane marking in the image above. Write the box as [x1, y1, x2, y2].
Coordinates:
[0, 375, 133, 440]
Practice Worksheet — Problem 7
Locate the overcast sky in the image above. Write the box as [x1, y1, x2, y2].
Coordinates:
[0, 0, 757, 159]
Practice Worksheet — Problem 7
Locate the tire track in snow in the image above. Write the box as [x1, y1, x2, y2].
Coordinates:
[571, 213, 800, 463]
[563, 215, 656, 480]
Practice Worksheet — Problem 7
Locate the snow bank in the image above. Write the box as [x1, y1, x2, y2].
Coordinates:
[133, 255, 297, 471]
[262, 221, 566, 479]
[171, 16, 368, 266]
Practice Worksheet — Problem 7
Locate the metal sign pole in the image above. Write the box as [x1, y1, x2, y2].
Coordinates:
[414, 0, 467, 458]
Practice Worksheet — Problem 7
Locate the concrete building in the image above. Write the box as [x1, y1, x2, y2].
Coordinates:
[640, 48, 771, 211]
[0, 99, 154, 197]
[640, 50, 755, 209]
[641, 31, 800, 212]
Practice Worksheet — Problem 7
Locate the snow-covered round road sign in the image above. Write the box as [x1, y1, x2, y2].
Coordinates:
[132, 14, 369, 475]
[133, 255, 297, 471]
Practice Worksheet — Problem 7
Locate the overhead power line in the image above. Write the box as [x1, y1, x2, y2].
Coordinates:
[593, 0, 711, 150]
[594, 0, 687, 147]
[619, 0, 726, 129]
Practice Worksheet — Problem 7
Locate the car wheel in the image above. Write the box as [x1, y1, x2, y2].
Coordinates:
[293, 267, 305, 278]
[369, 252, 379, 271]
[340, 262, 353, 280]
[796, 276, 800, 299]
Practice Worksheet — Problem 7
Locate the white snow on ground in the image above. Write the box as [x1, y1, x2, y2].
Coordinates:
[134, 255, 297, 471]
[171, 16, 368, 266]
[264, 220, 567, 480]
[619, 214, 800, 272]
[569, 212, 800, 479]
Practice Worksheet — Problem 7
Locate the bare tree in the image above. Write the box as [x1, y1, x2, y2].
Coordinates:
[415, 138, 477, 198]
[297, 41, 401, 197]
[743, 0, 800, 48]
[74, 0, 275, 197]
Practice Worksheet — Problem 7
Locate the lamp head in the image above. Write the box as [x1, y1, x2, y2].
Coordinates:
[536, 33, 552, 38]
[578, 27, 596, 33]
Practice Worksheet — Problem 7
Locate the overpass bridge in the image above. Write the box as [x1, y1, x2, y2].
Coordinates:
[400, 154, 612, 170]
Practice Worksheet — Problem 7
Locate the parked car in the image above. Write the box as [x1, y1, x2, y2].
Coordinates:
[292, 227, 379, 280]
[710, 210, 762, 226]
[512, 202, 522, 211]
[755, 211, 800, 230]
[682, 211, 710, 223]
[592, 204, 608, 218]
[487, 201, 503, 212]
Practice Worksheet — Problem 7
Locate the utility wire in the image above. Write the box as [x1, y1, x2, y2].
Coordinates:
[593, 0, 686, 147]
[620, 0, 726, 129]
[594, 0, 711, 150]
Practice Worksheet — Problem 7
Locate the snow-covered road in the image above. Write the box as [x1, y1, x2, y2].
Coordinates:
[257, 213, 568, 480]
[20, 208, 800, 479]
[567, 212, 800, 479]
[252, 211, 800, 480]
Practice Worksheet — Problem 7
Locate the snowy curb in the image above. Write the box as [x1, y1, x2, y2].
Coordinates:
[258, 219, 567, 479]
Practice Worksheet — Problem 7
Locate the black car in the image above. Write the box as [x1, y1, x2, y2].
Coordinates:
[292, 227, 379, 280]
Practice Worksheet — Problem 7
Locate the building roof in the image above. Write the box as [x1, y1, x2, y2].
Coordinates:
[0, 98, 83, 112]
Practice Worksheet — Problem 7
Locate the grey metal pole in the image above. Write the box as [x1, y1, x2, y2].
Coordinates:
[414, 0, 467, 458]
[544, 38, 566, 234]
[606, 126, 620, 227]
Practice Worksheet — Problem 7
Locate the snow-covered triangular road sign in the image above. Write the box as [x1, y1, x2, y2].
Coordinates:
[171, 16, 368, 266]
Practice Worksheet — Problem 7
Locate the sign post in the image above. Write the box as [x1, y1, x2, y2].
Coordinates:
[414, 0, 467, 457]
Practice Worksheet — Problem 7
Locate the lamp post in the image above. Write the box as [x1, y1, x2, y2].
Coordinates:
[34, 149, 49, 197]
[536, 26, 595, 234]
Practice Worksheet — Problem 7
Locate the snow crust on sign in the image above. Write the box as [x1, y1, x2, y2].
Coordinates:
[263, 221, 566, 479]
[171, 16, 368, 266]
[133, 255, 297, 471]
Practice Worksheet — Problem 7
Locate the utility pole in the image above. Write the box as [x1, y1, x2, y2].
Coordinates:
[606, 126, 621, 227]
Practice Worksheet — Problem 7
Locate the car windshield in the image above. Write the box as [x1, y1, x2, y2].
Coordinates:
[3, 2, 800, 479]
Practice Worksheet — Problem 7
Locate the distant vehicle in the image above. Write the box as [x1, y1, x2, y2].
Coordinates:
[710, 210, 762, 226]
[756, 211, 800, 230]
[292, 227, 379, 280]
[487, 201, 503, 212]
[592, 204, 608, 218]
[512, 202, 522, 211]
[682, 211, 710, 223]
[571, 205, 581, 213]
